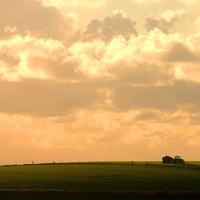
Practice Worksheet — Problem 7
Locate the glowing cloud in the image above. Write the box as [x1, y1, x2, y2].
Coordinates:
[83, 10, 137, 42]
[0, 35, 65, 81]
[145, 9, 185, 33]
[37, 0, 107, 8]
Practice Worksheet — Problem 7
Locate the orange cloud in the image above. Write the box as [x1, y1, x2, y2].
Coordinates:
[0, 35, 65, 81]
[145, 9, 185, 33]
[37, 0, 107, 8]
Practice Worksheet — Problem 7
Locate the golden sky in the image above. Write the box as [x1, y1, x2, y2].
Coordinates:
[1, 0, 200, 164]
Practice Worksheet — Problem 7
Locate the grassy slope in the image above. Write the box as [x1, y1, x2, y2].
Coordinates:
[0, 162, 200, 192]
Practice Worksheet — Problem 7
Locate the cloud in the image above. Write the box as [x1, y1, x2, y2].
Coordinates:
[0, 79, 100, 116]
[0, 35, 66, 81]
[0, 108, 196, 151]
[186, 32, 200, 54]
[145, 9, 185, 33]
[111, 80, 200, 113]
[37, 0, 163, 8]
[0, 0, 77, 40]
[2, 75, 200, 119]
[163, 42, 199, 62]
[68, 28, 179, 83]
[3, 29, 200, 117]
[174, 63, 200, 83]
[161, 9, 185, 23]
[161, 33, 200, 82]
[194, 17, 200, 32]
[83, 10, 137, 42]
[134, 110, 159, 121]
[37, 0, 107, 8]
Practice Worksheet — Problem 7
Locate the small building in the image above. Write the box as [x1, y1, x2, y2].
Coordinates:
[162, 156, 173, 164]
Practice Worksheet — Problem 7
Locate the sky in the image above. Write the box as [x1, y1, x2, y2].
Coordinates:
[1, 0, 200, 164]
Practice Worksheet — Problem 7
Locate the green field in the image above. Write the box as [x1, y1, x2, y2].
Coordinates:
[0, 161, 200, 199]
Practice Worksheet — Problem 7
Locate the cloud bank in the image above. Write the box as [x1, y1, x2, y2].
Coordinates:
[1, 0, 200, 163]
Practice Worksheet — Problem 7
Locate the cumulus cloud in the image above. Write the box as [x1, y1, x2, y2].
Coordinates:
[174, 63, 200, 83]
[83, 10, 137, 42]
[0, 35, 66, 81]
[145, 9, 185, 33]
[161, 33, 200, 82]
[68, 28, 179, 83]
[163, 42, 199, 62]
[0, 0, 77, 40]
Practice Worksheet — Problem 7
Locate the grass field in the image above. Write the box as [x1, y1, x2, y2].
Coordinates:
[0, 161, 200, 199]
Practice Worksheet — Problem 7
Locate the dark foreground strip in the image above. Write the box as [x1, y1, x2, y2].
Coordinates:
[1, 190, 200, 198]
